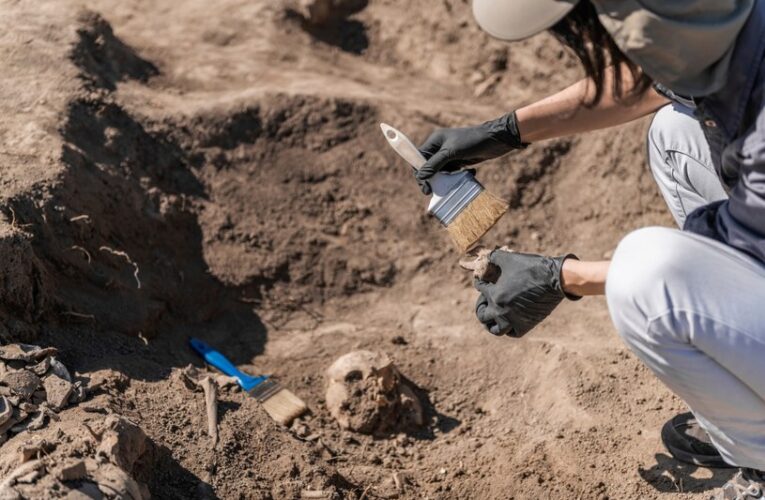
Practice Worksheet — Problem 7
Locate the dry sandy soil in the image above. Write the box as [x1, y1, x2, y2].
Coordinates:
[0, 0, 737, 498]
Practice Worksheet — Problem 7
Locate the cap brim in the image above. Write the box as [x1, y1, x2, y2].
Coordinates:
[472, 0, 578, 41]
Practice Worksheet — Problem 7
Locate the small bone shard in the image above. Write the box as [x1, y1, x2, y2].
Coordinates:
[200, 377, 218, 447]
[458, 245, 513, 283]
[180, 365, 219, 447]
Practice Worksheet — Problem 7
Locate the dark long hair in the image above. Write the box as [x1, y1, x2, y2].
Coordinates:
[550, 0, 653, 106]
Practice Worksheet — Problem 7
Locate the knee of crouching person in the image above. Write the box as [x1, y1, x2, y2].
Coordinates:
[647, 105, 670, 149]
[646, 104, 689, 157]
[606, 227, 685, 318]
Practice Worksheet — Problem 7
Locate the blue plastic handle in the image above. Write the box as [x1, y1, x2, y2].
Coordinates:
[188, 338, 267, 391]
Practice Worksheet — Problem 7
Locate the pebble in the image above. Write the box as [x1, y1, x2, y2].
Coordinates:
[58, 460, 87, 481]
[2, 370, 41, 399]
[44, 374, 73, 411]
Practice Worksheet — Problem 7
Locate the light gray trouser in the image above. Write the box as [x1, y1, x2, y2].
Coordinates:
[606, 104, 765, 470]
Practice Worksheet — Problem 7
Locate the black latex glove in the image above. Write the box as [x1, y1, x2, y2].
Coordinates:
[474, 250, 580, 338]
[415, 111, 527, 195]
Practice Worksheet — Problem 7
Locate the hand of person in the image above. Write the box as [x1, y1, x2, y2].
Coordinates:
[474, 249, 579, 337]
[415, 111, 526, 194]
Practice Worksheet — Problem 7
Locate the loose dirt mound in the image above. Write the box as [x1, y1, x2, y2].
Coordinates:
[0, 0, 717, 498]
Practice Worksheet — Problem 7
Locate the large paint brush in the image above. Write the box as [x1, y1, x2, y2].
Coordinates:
[381, 123, 508, 253]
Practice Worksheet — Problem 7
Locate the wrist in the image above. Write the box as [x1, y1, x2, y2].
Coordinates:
[488, 111, 528, 149]
[561, 259, 610, 297]
[556, 254, 582, 301]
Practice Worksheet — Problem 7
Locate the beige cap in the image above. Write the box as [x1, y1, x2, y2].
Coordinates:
[472, 0, 578, 41]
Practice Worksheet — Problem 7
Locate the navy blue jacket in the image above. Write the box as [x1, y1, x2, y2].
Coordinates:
[682, 0, 765, 263]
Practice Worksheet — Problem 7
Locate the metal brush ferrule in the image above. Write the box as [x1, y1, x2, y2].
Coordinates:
[248, 378, 281, 402]
[429, 175, 483, 226]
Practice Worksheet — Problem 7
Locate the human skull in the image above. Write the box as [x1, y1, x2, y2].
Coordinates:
[325, 350, 423, 434]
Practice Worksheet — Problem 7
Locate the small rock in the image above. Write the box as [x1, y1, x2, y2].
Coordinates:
[390, 336, 407, 346]
[0, 485, 21, 500]
[64, 482, 103, 500]
[15, 468, 42, 484]
[12, 411, 45, 433]
[64, 481, 104, 500]
[69, 382, 87, 405]
[59, 460, 88, 481]
[28, 357, 51, 377]
[292, 422, 310, 438]
[44, 374, 73, 411]
[0, 344, 57, 363]
[92, 463, 148, 500]
[1, 370, 41, 399]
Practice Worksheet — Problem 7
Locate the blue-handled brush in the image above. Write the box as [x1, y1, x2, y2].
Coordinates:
[189, 338, 307, 425]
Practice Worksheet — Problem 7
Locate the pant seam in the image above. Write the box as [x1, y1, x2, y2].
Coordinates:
[668, 160, 689, 220]
[664, 149, 717, 177]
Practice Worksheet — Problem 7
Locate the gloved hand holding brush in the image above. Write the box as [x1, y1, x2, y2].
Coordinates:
[416, 111, 527, 195]
[474, 249, 580, 337]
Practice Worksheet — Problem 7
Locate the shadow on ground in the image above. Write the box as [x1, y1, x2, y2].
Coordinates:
[639, 453, 735, 494]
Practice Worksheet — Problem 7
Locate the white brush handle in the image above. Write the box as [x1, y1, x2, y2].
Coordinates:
[380, 123, 427, 169]
[379, 123, 471, 212]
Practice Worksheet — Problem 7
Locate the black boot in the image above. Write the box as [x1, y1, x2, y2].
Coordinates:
[661, 412, 733, 469]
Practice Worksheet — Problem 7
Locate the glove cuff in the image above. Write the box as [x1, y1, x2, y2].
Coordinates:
[488, 111, 529, 149]
[554, 254, 582, 301]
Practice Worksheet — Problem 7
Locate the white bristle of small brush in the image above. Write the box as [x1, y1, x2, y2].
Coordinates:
[261, 387, 308, 425]
[446, 190, 508, 254]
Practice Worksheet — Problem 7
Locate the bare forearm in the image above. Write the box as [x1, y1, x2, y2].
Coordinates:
[561, 259, 610, 296]
[516, 66, 669, 143]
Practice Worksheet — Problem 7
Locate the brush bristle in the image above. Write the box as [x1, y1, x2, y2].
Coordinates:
[261, 387, 308, 425]
[446, 190, 508, 254]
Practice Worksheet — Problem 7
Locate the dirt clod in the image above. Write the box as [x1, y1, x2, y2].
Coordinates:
[1, 371, 41, 400]
[58, 460, 87, 481]
[0, 345, 85, 446]
[44, 374, 74, 411]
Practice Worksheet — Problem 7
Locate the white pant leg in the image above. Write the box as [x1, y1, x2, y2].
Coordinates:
[647, 104, 728, 228]
[607, 227, 765, 470]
